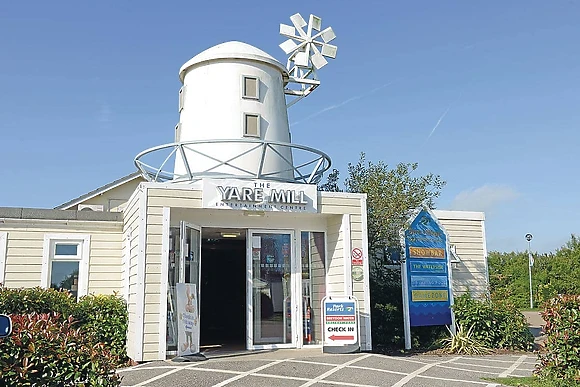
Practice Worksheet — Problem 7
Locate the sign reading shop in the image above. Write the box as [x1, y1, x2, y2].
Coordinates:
[202, 178, 318, 213]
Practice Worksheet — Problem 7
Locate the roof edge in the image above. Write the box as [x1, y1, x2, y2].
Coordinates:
[55, 171, 143, 210]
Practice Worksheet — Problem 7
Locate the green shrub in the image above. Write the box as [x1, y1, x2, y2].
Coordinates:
[0, 286, 75, 317]
[452, 293, 533, 350]
[0, 287, 130, 368]
[0, 313, 121, 386]
[441, 324, 493, 355]
[74, 294, 129, 364]
[536, 295, 580, 382]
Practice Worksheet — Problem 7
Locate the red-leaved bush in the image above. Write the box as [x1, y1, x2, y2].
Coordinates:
[0, 313, 121, 387]
[536, 294, 580, 382]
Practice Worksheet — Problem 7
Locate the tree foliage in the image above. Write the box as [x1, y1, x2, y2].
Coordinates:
[320, 153, 446, 261]
[488, 235, 580, 308]
[319, 153, 446, 348]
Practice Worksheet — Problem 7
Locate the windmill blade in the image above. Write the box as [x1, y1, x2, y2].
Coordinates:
[280, 39, 298, 55]
[321, 44, 337, 59]
[320, 27, 336, 43]
[309, 15, 322, 31]
[311, 52, 328, 69]
[290, 13, 307, 29]
[279, 24, 297, 38]
[294, 51, 310, 67]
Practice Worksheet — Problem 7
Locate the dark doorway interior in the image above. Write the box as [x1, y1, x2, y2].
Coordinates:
[200, 230, 246, 350]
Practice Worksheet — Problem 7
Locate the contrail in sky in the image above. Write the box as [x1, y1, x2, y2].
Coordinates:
[290, 80, 397, 127]
[427, 105, 452, 139]
[426, 91, 463, 140]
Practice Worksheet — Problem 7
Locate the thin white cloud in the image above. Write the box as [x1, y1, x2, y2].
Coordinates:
[290, 80, 396, 127]
[450, 184, 520, 212]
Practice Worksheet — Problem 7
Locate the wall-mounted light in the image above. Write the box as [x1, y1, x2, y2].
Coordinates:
[220, 232, 240, 238]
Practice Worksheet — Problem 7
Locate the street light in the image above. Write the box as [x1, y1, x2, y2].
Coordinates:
[525, 233, 533, 309]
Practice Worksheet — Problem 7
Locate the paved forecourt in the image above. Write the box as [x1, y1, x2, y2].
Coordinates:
[117, 349, 537, 387]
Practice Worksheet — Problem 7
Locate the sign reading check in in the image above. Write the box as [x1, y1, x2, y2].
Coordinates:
[202, 178, 318, 213]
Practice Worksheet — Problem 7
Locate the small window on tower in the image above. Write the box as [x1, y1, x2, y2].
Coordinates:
[178, 86, 186, 112]
[244, 113, 260, 137]
[242, 76, 259, 100]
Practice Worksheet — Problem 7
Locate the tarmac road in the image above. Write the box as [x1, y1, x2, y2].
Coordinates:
[117, 349, 537, 387]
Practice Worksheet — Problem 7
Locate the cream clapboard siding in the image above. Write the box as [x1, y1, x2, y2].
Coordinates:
[433, 210, 488, 297]
[320, 193, 370, 350]
[123, 187, 144, 361]
[142, 188, 203, 360]
[1, 223, 122, 293]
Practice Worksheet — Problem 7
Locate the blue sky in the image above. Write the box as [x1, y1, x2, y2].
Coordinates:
[0, 1, 578, 253]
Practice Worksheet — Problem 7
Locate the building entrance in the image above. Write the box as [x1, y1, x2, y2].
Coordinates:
[200, 228, 246, 351]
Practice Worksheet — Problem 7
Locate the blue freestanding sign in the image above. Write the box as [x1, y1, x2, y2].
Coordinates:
[401, 209, 453, 343]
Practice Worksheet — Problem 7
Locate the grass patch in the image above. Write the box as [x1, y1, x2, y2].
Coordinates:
[487, 376, 580, 387]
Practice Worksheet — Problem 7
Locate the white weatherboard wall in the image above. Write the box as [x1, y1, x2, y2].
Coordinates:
[136, 183, 371, 359]
[175, 42, 293, 180]
[0, 221, 122, 293]
[123, 186, 146, 361]
[433, 210, 488, 297]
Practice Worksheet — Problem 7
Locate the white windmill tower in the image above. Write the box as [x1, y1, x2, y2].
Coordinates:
[135, 13, 337, 184]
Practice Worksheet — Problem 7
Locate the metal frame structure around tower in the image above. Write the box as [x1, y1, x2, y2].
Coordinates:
[134, 13, 337, 184]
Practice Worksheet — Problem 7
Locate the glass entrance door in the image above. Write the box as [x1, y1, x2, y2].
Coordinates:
[247, 230, 296, 349]
[167, 222, 201, 356]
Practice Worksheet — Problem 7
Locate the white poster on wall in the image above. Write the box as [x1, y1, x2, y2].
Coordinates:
[202, 178, 318, 213]
[176, 283, 199, 356]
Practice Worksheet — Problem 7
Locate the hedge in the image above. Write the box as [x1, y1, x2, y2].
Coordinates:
[0, 286, 129, 386]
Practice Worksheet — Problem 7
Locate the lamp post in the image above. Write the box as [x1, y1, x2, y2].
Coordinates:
[525, 233, 533, 309]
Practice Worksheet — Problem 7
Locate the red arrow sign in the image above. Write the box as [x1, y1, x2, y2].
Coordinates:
[329, 334, 354, 341]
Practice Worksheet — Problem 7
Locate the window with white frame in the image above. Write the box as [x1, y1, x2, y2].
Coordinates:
[242, 76, 259, 100]
[42, 234, 90, 300]
[243, 113, 260, 137]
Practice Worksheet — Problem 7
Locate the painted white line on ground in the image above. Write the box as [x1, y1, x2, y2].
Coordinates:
[117, 365, 182, 372]
[456, 356, 536, 365]
[287, 359, 346, 367]
[435, 364, 499, 375]
[252, 373, 311, 382]
[130, 361, 205, 386]
[348, 364, 407, 376]
[211, 358, 287, 387]
[182, 367, 242, 375]
[499, 355, 528, 378]
[317, 380, 379, 387]
[391, 356, 461, 387]
[485, 384, 500, 387]
[370, 354, 433, 365]
[299, 354, 373, 387]
[451, 361, 516, 370]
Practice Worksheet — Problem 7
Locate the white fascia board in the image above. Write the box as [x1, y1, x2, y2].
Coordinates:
[432, 210, 485, 221]
[0, 232, 7, 285]
[360, 196, 372, 351]
[135, 186, 148, 361]
[158, 207, 170, 359]
[319, 191, 367, 200]
[341, 214, 352, 297]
